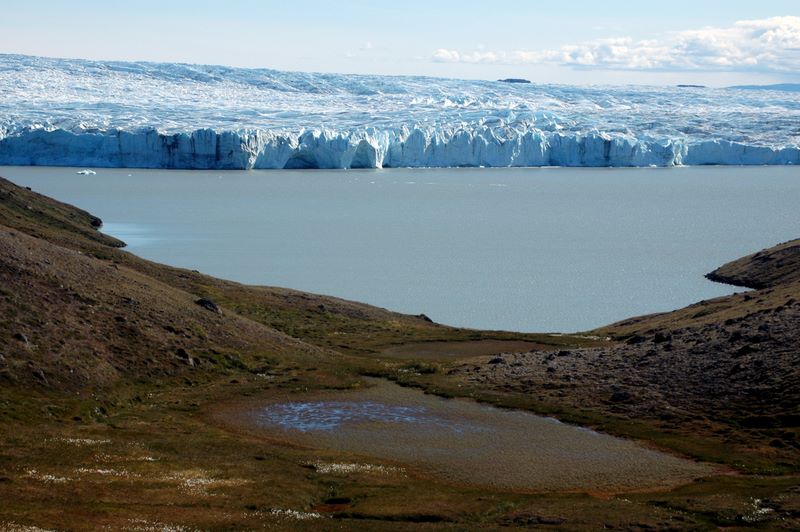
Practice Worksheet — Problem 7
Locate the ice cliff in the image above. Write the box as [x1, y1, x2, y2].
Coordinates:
[1, 55, 798, 169]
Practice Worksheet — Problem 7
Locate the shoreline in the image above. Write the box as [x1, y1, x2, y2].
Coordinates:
[2, 161, 798, 172]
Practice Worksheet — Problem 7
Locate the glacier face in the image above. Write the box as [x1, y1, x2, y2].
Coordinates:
[1, 54, 799, 169]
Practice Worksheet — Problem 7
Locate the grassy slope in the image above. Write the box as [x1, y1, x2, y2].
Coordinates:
[706, 238, 800, 290]
[1, 175, 798, 529]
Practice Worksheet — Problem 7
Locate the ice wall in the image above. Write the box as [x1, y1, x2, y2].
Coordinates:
[1, 54, 798, 169]
[1, 126, 797, 169]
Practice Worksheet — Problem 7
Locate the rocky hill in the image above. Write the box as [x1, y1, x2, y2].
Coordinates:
[706, 238, 800, 289]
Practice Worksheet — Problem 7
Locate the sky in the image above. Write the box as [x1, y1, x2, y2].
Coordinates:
[1, 0, 798, 86]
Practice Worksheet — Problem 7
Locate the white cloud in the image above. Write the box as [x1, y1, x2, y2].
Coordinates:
[433, 48, 553, 64]
[432, 49, 463, 62]
[431, 16, 800, 73]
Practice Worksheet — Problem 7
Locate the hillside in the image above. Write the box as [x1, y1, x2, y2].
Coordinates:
[706, 238, 800, 289]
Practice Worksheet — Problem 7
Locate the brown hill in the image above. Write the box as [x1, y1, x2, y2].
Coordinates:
[0, 224, 324, 390]
[706, 238, 800, 289]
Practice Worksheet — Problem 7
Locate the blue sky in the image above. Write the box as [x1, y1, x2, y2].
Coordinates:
[1, 0, 798, 85]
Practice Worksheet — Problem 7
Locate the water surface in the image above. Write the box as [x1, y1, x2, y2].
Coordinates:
[3, 165, 798, 332]
[249, 379, 713, 492]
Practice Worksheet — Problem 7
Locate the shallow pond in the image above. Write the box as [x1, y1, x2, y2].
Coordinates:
[248, 379, 713, 492]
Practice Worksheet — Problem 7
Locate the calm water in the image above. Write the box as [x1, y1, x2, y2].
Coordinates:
[3, 165, 799, 332]
[248, 379, 712, 491]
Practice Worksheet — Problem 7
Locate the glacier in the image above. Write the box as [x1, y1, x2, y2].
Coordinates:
[1, 54, 799, 169]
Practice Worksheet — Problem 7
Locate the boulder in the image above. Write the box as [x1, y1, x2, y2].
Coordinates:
[194, 297, 222, 314]
[610, 390, 632, 402]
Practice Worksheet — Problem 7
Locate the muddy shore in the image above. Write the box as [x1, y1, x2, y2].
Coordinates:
[220, 378, 715, 493]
